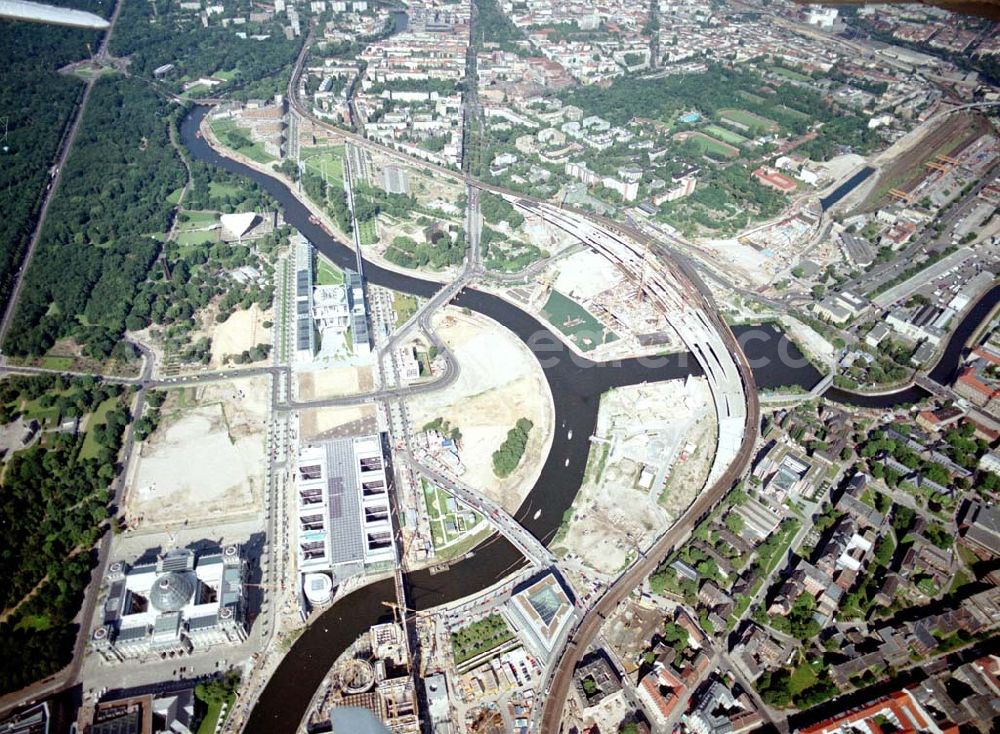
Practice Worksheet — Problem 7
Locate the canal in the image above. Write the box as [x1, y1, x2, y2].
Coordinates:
[819, 166, 875, 211]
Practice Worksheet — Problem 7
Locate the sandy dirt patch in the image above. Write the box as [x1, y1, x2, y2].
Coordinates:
[407, 308, 554, 514]
[127, 377, 269, 526]
[210, 303, 272, 367]
[297, 366, 375, 399]
[554, 377, 715, 575]
[658, 413, 716, 519]
[299, 404, 378, 442]
[553, 250, 623, 302]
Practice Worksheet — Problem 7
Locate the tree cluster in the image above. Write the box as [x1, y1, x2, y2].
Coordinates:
[5, 78, 185, 358]
[492, 417, 533, 478]
[0, 376, 133, 693]
[0, 22, 95, 320]
[479, 192, 524, 229]
[111, 0, 301, 93]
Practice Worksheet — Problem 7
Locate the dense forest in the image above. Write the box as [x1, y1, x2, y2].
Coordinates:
[0, 375, 132, 694]
[473, 0, 528, 52]
[111, 0, 301, 92]
[0, 21, 95, 321]
[4, 78, 186, 359]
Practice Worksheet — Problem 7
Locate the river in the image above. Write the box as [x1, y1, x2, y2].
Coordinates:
[825, 283, 1000, 408]
[178, 107, 885, 733]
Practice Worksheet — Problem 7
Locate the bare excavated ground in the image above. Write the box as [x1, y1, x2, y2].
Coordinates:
[406, 308, 554, 514]
[553, 377, 715, 575]
[297, 366, 375, 399]
[127, 376, 269, 527]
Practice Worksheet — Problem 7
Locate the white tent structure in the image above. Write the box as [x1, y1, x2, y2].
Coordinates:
[220, 212, 259, 241]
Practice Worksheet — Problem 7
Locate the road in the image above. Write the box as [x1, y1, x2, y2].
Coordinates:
[0, 0, 134, 716]
[0, 21, 758, 721]
[0, 0, 125, 352]
[287, 35, 762, 731]
[836, 158, 1000, 299]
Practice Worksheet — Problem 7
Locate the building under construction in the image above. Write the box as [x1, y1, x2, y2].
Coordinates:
[306, 622, 420, 734]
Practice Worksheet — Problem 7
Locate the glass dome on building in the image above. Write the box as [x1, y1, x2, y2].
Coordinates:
[149, 571, 196, 613]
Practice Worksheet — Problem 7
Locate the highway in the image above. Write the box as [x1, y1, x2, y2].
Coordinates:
[524, 209, 761, 732]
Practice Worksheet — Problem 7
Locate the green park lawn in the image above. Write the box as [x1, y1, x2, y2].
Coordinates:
[315, 258, 344, 285]
[80, 398, 119, 460]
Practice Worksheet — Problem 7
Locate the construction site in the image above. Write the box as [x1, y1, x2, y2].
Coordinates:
[406, 308, 555, 514]
[552, 377, 716, 576]
[124, 376, 269, 530]
[305, 619, 424, 734]
[490, 245, 685, 362]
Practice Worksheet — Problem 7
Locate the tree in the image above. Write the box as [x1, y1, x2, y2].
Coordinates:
[491, 418, 534, 478]
[662, 621, 689, 650]
[757, 668, 792, 707]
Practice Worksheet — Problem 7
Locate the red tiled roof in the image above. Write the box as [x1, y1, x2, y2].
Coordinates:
[799, 690, 957, 734]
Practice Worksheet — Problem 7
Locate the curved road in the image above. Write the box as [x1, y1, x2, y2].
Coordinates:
[283, 29, 763, 730]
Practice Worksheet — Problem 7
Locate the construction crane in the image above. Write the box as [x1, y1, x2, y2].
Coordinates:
[380, 601, 432, 676]
[381, 600, 424, 623]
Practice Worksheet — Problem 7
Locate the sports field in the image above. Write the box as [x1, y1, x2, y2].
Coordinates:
[718, 108, 779, 133]
[704, 124, 748, 145]
[678, 131, 740, 159]
[770, 65, 810, 82]
[302, 145, 345, 185]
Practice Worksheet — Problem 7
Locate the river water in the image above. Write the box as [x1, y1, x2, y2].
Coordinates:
[826, 284, 1000, 408]
[178, 107, 913, 733]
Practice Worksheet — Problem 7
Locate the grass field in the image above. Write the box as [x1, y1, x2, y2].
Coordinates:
[208, 181, 242, 198]
[211, 118, 275, 164]
[770, 65, 811, 82]
[167, 187, 185, 205]
[315, 257, 344, 285]
[775, 104, 810, 122]
[176, 229, 218, 246]
[789, 658, 821, 695]
[738, 90, 768, 106]
[683, 131, 740, 159]
[80, 398, 119, 460]
[704, 124, 748, 145]
[179, 210, 219, 227]
[195, 694, 235, 734]
[19, 396, 60, 425]
[302, 146, 345, 185]
[541, 290, 616, 351]
[718, 108, 779, 133]
[183, 83, 210, 98]
[39, 355, 74, 371]
[392, 292, 418, 323]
